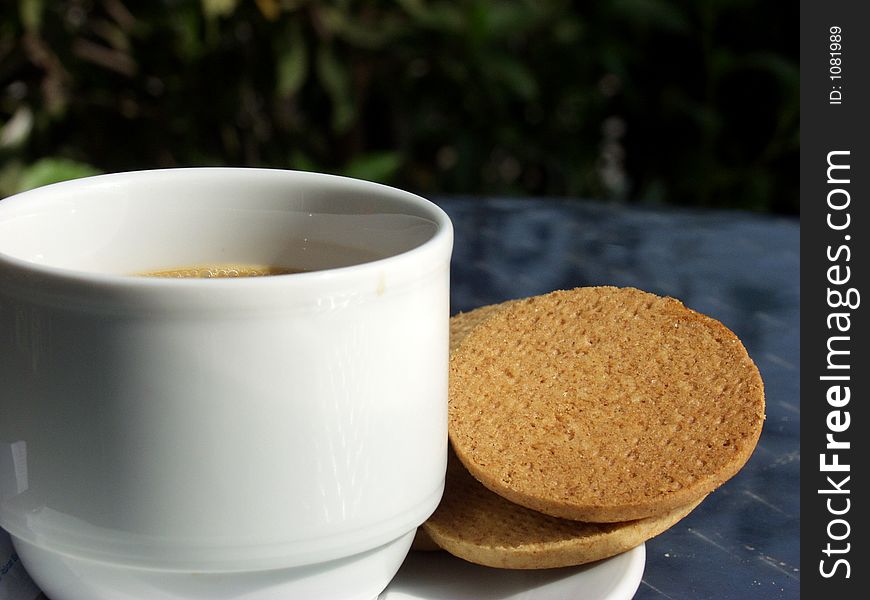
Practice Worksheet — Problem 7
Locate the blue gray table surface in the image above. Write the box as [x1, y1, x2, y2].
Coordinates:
[438, 196, 800, 600]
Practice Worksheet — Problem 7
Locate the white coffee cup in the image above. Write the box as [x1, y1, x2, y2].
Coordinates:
[0, 168, 453, 600]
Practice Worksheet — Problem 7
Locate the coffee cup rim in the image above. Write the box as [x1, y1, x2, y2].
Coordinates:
[0, 168, 453, 306]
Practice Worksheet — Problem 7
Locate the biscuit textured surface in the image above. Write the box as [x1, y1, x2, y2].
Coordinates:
[448, 301, 516, 353]
[448, 287, 765, 522]
[422, 449, 701, 569]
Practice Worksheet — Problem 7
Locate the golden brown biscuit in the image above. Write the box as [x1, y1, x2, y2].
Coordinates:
[448, 287, 765, 522]
[448, 301, 517, 353]
[422, 448, 702, 569]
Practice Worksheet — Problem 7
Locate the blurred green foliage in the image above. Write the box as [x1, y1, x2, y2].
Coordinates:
[1, 0, 797, 212]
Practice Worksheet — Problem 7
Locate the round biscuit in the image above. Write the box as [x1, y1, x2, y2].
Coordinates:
[448, 301, 518, 353]
[422, 448, 702, 569]
[448, 287, 765, 522]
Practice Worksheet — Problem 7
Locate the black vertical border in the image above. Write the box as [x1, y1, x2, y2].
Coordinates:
[801, 0, 869, 596]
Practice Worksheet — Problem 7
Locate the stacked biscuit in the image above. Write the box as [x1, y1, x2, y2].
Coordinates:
[417, 287, 765, 569]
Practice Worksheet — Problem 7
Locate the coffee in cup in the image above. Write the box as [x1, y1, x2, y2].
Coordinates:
[137, 264, 302, 277]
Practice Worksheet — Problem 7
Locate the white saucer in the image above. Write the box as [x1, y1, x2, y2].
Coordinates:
[380, 544, 645, 600]
[27, 543, 644, 600]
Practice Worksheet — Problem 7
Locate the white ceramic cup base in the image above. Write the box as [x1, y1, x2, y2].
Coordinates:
[14, 529, 414, 600]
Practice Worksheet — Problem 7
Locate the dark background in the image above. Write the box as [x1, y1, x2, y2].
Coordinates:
[1, 0, 797, 213]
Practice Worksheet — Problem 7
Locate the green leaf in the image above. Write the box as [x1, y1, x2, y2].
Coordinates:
[174, 7, 205, 60]
[19, 0, 44, 31]
[201, 0, 237, 19]
[490, 56, 538, 101]
[478, 1, 541, 39]
[92, 18, 131, 52]
[318, 6, 397, 49]
[17, 159, 101, 193]
[0, 161, 25, 198]
[315, 45, 355, 133]
[276, 29, 308, 97]
[342, 152, 401, 183]
[396, 0, 465, 32]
